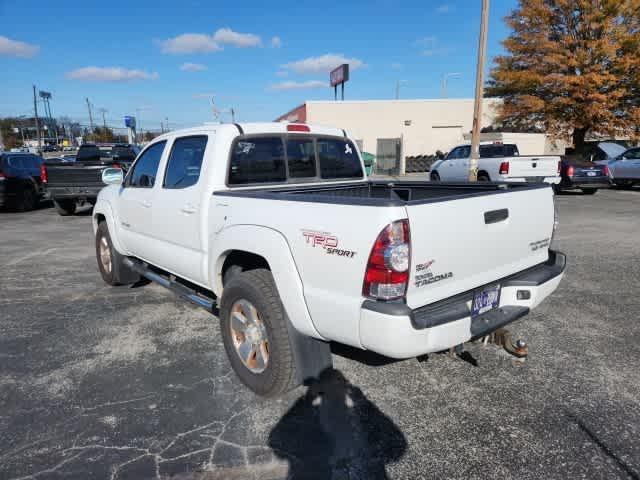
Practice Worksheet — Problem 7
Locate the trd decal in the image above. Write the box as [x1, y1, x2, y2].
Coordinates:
[302, 230, 338, 248]
[302, 230, 357, 258]
[414, 259, 453, 287]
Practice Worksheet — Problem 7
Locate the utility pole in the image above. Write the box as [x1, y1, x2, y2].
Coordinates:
[165, 116, 169, 131]
[468, 0, 490, 182]
[85, 98, 94, 140]
[98, 108, 108, 141]
[99, 108, 107, 129]
[33, 85, 41, 149]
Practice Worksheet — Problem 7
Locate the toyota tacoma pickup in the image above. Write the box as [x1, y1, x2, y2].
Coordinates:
[430, 142, 561, 184]
[93, 122, 566, 396]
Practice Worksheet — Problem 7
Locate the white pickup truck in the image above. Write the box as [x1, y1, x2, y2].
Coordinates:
[93, 123, 566, 396]
[430, 142, 561, 184]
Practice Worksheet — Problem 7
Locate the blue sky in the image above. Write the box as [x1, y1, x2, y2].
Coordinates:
[0, 0, 516, 131]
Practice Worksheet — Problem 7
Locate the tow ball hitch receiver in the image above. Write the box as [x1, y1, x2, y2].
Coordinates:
[485, 328, 528, 358]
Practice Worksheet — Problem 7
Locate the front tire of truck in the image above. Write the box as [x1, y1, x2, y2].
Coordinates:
[220, 269, 297, 397]
[95, 221, 139, 286]
[53, 198, 77, 216]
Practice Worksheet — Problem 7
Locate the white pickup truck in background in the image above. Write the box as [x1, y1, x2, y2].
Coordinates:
[430, 142, 561, 184]
[93, 123, 566, 396]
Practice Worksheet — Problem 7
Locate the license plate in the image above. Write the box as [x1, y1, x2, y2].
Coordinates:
[471, 284, 501, 317]
[587, 171, 597, 176]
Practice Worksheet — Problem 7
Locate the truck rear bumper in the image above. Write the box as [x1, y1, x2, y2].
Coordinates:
[501, 176, 560, 185]
[47, 185, 103, 200]
[359, 250, 565, 359]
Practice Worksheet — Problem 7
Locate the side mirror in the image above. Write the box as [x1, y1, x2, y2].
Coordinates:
[102, 167, 124, 185]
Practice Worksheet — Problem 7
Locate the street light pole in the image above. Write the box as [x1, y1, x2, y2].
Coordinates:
[468, 0, 490, 182]
[395, 80, 408, 100]
[33, 85, 41, 149]
[441, 72, 461, 98]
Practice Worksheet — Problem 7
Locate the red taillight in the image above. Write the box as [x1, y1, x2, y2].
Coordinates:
[0, 171, 5, 180]
[557, 160, 561, 175]
[287, 123, 310, 132]
[363, 219, 411, 301]
[40, 164, 48, 183]
[499, 161, 510, 175]
[602, 165, 609, 176]
[567, 165, 575, 177]
[111, 163, 122, 170]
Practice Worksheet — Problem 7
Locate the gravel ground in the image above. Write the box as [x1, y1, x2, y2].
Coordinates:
[1, 188, 639, 480]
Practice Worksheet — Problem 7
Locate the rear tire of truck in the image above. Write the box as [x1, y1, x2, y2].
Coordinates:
[219, 269, 297, 397]
[581, 188, 598, 195]
[430, 171, 440, 182]
[53, 199, 76, 216]
[477, 173, 490, 182]
[95, 221, 139, 286]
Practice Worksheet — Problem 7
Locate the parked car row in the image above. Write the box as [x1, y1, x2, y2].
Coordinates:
[429, 141, 640, 194]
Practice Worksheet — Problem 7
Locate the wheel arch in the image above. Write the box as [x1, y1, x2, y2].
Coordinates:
[210, 225, 323, 340]
[477, 169, 491, 181]
[92, 201, 126, 255]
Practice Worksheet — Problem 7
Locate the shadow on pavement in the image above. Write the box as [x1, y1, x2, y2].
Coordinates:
[268, 367, 407, 480]
[329, 343, 401, 367]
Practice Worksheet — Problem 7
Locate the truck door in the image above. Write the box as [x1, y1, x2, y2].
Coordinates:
[448, 145, 470, 180]
[148, 135, 209, 284]
[117, 141, 166, 256]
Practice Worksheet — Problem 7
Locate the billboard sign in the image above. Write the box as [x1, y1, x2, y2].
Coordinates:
[330, 64, 350, 87]
[124, 116, 136, 128]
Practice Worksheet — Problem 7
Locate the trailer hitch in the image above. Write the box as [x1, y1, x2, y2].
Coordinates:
[484, 328, 528, 359]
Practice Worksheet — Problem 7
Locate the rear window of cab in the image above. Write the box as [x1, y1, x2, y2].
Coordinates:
[228, 135, 363, 185]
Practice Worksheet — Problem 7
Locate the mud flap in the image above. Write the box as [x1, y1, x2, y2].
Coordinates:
[284, 315, 333, 386]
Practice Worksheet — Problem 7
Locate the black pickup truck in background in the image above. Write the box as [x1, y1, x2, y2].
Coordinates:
[44, 143, 139, 215]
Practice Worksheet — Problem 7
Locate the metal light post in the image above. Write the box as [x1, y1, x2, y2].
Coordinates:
[469, 0, 490, 182]
[395, 80, 408, 100]
[441, 72, 461, 98]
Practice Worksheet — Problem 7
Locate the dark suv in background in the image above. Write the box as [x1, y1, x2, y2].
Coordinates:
[0, 152, 47, 211]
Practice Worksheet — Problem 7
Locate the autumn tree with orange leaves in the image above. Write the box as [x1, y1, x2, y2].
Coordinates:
[486, 0, 640, 152]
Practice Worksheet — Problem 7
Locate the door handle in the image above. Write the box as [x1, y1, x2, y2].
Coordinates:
[181, 204, 197, 214]
[141, 200, 152, 208]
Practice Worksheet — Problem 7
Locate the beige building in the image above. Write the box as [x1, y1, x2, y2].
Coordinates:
[276, 98, 500, 157]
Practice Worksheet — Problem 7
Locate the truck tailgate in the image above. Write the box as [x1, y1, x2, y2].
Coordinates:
[508, 155, 559, 180]
[46, 164, 105, 186]
[405, 185, 554, 309]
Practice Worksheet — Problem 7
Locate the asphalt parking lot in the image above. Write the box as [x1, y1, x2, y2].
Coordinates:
[1, 188, 639, 480]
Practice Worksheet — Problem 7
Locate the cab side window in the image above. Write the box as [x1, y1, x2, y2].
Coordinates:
[446, 147, 460, 160]
[163, 136, 208, 189]
[126, 141, 166, 188]
[228, 137, 286, 185]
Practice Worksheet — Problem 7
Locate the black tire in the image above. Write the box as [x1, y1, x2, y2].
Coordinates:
[581, 188, 598, 195]
[16, 186, 37, 212]
[552, 184, 563, 195]
[53, 198, 76, 216]
[430, 171, 440, 182]
[220, 269, 297, 397]
[477, 173, 490, 182]
[95, 221, 139, 286]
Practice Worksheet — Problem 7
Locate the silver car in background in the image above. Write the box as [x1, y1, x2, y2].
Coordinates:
[597, 146, 640, 188]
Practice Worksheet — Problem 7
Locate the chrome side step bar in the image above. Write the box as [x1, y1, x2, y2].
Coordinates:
[123, 258, 217, 311]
